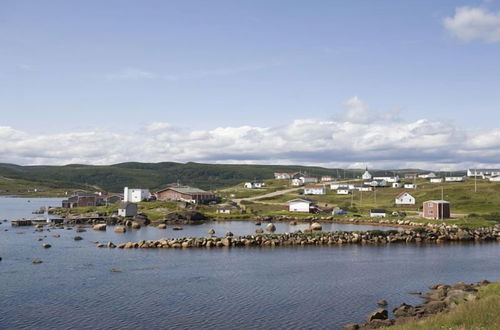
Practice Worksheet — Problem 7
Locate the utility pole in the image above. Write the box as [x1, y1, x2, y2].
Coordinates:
[441, 186, 444, 220]
[351, 190, 354, 208]
[474, 168, 477, 193]
[374, 188, 377, 204]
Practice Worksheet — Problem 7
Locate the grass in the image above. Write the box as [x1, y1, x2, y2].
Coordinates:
[0, 176, 81, 197]
[389, 282, 500, 330]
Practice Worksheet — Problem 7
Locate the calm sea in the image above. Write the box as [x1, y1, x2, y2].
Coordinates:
[1, 197, 499, 329]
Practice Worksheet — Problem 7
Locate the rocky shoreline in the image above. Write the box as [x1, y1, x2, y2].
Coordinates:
[94, 224, 500, 249]
[343, 280, 495, 329]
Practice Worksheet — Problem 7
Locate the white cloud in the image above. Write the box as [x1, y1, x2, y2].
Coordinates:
[443, 6, 500, 43]
[342, 96, 401, 123]
[1, 109, 500, 171]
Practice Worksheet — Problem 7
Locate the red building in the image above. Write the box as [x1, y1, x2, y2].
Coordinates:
[423, 200, 450, 219]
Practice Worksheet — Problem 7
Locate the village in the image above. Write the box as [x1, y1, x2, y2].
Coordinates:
[47, 167, 500, 228]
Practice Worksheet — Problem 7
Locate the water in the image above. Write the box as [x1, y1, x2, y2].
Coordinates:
[1, 197, 500, 329]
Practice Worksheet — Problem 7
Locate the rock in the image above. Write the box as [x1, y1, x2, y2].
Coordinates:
[93, 224, 106, 231]
[377, 300, 388, 306]
[266, 223, 276, 232]
[255, 221, 261, 226]
[75, 228, 86, 233]
[32, 259, 43, 264]
[114, 226, 127, 233]
[367, 309, 388, 322]
[108, 242, 116, 248]
[423, 301, 447, 315]
[42, 243, 51, 248]
[96, 243, 106, 248]
[365, 319, 394, 328]
[74, 236, 83, 241]
[208, 229, 215, 235]
[393, 303, 416, 318]
[131, 222, 141, 229]
[52, 234, 60, 238]
[110, 268, 122, 272]
[158, 224, 167, 229]
[343, 324, 360, 330]
[255, 229, 264, 234]
[226, 231, 234, 237]
[172, 226, 183, 231]
[222, 238, 232, 247]
[311, 222, 322, 231]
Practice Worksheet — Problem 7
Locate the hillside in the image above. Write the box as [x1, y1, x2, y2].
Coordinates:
[0, 162, 466, 195]
[0, 162, 338, 193]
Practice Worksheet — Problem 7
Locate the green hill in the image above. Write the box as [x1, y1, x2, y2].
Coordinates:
[0, 162, 466, 195]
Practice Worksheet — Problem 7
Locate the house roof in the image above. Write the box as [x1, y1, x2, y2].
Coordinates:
[396, 191, 413, 199]
[370, 209, 387, 213]
[156, 186, 212, 195]
[288, 198, 316, 204]
[424, 200, 450, 204]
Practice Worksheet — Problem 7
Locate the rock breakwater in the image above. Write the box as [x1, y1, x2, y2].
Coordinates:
[99, 225, 500, 250]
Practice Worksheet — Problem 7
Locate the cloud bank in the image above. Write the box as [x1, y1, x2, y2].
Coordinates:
[1, 100, 500, 170]
[443, 6, 500, 43]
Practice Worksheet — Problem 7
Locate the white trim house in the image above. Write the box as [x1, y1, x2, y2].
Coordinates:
[395, 192, 415, 205]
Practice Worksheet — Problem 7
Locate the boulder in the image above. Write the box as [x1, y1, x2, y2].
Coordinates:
[108, 242, 116, 248]
[422, 301, 447, 315]
[266, 223, 276, 232]
[114, 226, 127, 233]
[208, 229, 215, 235]
[311, 222, 322, 231]
[93, 224, 106, 231]
[367, 309, 388, 322]
[42, 243, 51, 248]
[131, 222, 141, 229]
[158, 224, 167, 229]
[343, 324, 360, 330]
[172, 226, 183, 231]
[74, 236, 83, 241]
[226, 231, 234, 237]
[32, 259, 43, 264]
[255, 229, 264, 234]
[377, 300, 388, 306]
[392, 303, 416, 318]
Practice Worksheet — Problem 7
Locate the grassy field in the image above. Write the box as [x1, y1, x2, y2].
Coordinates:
[217, 179, 292, 199]
[257, 179, 500, 215]
[0, 176, 82, 197]
[390, 282, 500, 330]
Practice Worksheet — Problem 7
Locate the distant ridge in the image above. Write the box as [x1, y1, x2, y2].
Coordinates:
[0, 162, 465, 193]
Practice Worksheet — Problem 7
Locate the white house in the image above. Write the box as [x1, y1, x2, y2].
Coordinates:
[404, 183, 417, 189]
[337, 189, 350, 195]
[392, 182, 403, 188]
[419, 172, 437, 178]
[362, 169, 372, 180]
[356, 186, 373, 192]
[445, 176, 465, 182]
[288, 199, 316, 213]
[430, 178, 444, 183]
[367, 180, 387, 187]
[118, 202, 138, 217]
[123, 187, 150, 203]
[395, 192, 415, 205]
[275, 172, 301, 180]
[370, 209, 387, 218]
[489, 176, 500, 182]
[292, 178, 304, 186]
[374, 176, 400, 183]
[300, 176, 318, 184]
[321, 175, 333, 182]
[467, 169, 500, 178]
[304, 185, 327, 195]
[244, 182, 265, 189]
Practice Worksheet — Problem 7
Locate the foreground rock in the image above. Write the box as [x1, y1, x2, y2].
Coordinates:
[114, 226, 127, 233]
[344, 280, 493, 329]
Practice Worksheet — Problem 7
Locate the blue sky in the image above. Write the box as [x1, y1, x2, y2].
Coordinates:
[1, 1, 500, 168]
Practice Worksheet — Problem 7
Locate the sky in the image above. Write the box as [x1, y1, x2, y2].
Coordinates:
[1, 0, 500, 169]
